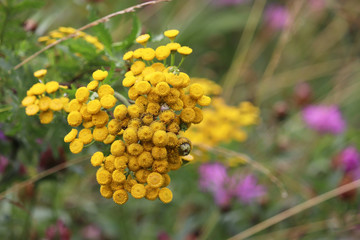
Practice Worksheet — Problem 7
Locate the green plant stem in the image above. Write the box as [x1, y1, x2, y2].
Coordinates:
[170, 52, 175, 66]
[114, 92, 130, 106]
[178, 56, 185, 68]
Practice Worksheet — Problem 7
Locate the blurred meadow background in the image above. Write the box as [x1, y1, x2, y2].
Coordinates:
[1, 0, 360, 239]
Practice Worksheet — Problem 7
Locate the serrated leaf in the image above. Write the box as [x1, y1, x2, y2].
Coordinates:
[65, 38, 98, 61]
[87, 5, 113, 55]
[112, 14, 141, 51]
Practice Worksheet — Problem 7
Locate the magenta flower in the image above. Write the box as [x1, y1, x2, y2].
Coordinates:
[45, 220, 71, 240]
[264, 4, 291, 30]
[235, 174, 266, 203]
[198, 163, 266, 206]
[302, 105, 346, 135]
[339, 146, 360, 173]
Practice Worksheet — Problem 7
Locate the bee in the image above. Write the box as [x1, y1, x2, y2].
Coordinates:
[178, 137, 192, 156]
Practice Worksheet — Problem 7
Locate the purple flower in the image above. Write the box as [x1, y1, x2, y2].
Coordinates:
[264, 4, 291, 30]
[235, 174, 266, 203]
[45, 220, 71, 240]
[302, 105, 346, 135]
[339, 146, 360, 173]
[81, 224, 102, 240]
[0, 130, 6, 141]
[198, 163, 266, 206]
[0, 155, 9, 173]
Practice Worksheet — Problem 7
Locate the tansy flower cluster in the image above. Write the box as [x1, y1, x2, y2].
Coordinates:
[190, 78, 222, 96]
[21, 69, 69, 124]
[184, 97, 259, 146]
[63, 30, 211, 205]
[38, 26, 104, 51]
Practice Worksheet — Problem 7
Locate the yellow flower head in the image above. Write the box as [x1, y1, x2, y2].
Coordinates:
[177, 46, 193, 56]
[136, 34, 150, 46]
[39, 110, 54, 124]
[123, 51, 133, 61]
[34, 69, 47, 78]
[92, 70, 108, 81]
[45, 81, 59, 94]
[159, 187, 173, 203]
[164, 29, 179, 41]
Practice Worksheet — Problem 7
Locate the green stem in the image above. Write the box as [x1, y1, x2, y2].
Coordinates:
[170, 52, 175, 66]
[114, 92, 130, 106]
[178, 56, 185, 68]
[0, 106, 12, 113]
[0, 5, 8, 45]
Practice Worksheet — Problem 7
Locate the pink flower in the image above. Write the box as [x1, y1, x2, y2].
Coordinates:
[235, 174, 266, 203]
[264, 4, 291, 31]
[302, 105, 346, 135]
[0, 155, 9, 174]
[339, 146, 360, 173]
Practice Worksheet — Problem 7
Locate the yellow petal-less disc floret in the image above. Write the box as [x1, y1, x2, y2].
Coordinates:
[123, 51, 133, 61]
[69, 138, 84, 154]
[92, 70, 108, 81]
[110, 140, 126, 156]
[39, 110, 54, 124]
[145, 185, 160, 200]
[100, 185, 113, 199]
[166, 42, 181, 51]
[31, 83, 46, 95]
[155, 46, 171, 60]
[189, 83, 204, 99]
[122, 75, 137, 87]
[131, 184, 146, 199]
[98, 84, 114, 98]
[25, 104, 40, 116]
[78, 128, 93, 144]
[136, 34, 150, 45]
[147, 172, 164, 188]
[87, 80, 99, 91]
[114, 104, 128, 120]
[113, 189, 128, 205]
[112, 170, 126, 183]
[87, 99, 101, 115]
[34, 69, 47, 78]
[49, 98, 63, 111]
[68, 99, 82, 112]
[91, 151, 104, 167]
[155, 82, 170, 96]
[64, 129, 78, 143]
[67, 111, 82, 127]
[197, 95, 211, 106]
[152, 130, 169, 147]
[100, 94, 116, 109]
[92, 111, 109, 127]
[164, 29, 179, 41]
[177, 46, 193, 56]
[22, 96, 36, 107]
[93, 126, 109, 141]
[75, 87, 90, 103]
[159, 187, 173, 203]
[131, 61, 146, 76]
[45, 81, 59, 94]
[134, 81, 151, 95]
[142, 48, 155, 61]
[180, 107, 195, 123]
[96, 168, 112, 185]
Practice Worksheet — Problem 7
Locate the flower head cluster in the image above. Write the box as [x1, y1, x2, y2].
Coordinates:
[64, 30, 210, 205]
[21, 69, 69, 124]
[302, 105, 346, 135]
[38, 26, 104, 51]
[199, 162, 266, 207]
[184, 97, 259, 146]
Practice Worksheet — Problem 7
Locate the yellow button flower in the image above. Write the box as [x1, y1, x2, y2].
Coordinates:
[100, 185, 113, 199]
[31, 83, 46, 95]
[131, 184, 146, 199]
[114, 104, 128, 120]
[133, 48, 144, 59]
[136, 34, 150, 45]
[151, 146, 167, 160]
[137, 151, 154, 168]
[134, 81, 151, 95]
[39, 110, 54, 124]
[177, 46, 193, 56]
[142, 48, 155, 61]
[96, 168, 112, 185]
[91, 151, 104, 167]
[155, 46, 171, 60]
[38, 96, 51, 111]
[103, 134, 116, 144]
[75, 87, 90, 103]
[110, 140, 126, 156]
[145, 185, 160, 200]
[131, 61, 146, 76]
[92, 110, 109, 127]
[93, 126, 109, 141]
[98, 84, 114, 98]
[64, 129, 78, 143]
[45, 81, 59, 94]
[123, 51, 133, 61]
[87, 99, 101, 115]
[189, 83, 204, 99]
[69, 138, 84, 154]
[166, 42, 181, 51]
[122, 75, 137, 87]
[197, 95, 211, 106]
[87, 80, 99, 91]
[164, 29, 179, 40]
[137, 126, 154, 141]
[68, 99, 82, 112]
[92, 69, 108, 81]
[147, 172, 164, 188]
[112, 170, 126, 183]
[127, 143, 144, 156]
[152, 130, 169, 147]
[159, 187, 173, 203]
[113, 189, 128, 205]
[25, 104, 39, 116]
[78, 128, 93, 144]
[100, 94, 116, 109]
[115, 155, 129, 170]
[34, 69, 47, 78]
[67, 111, 82, 127]
[155, 82, 170, 96]
[21, 95, 36, 107]
[49, 98, 63, 111]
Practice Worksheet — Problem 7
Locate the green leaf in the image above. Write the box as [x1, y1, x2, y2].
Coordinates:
[65, 38, 98, 61]
[13, 0, 45, 12]
[87, 5, 113, 55]
[112, 14, 141, 52]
